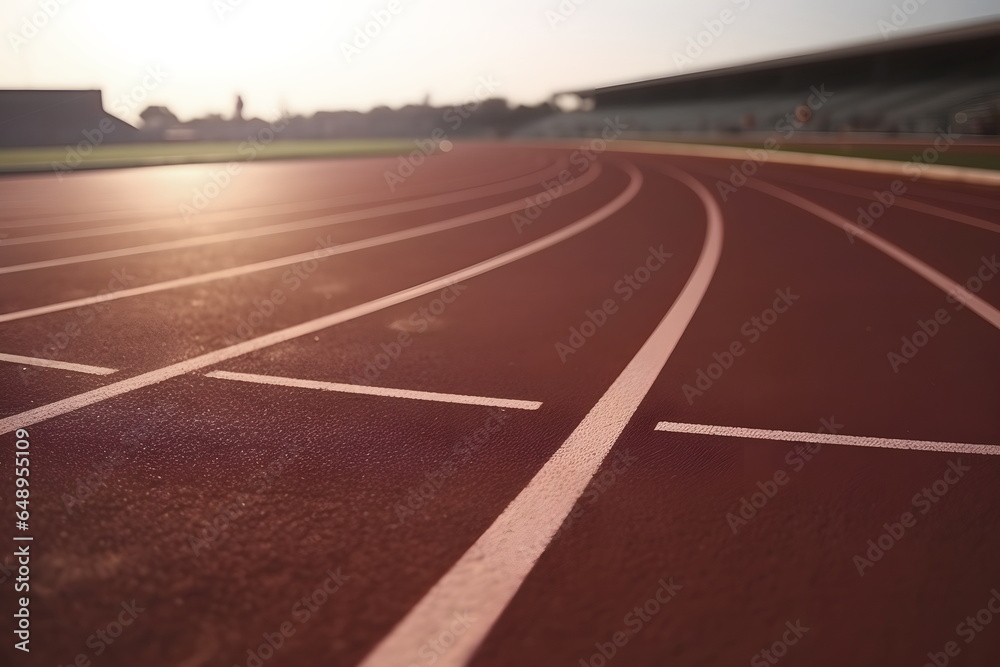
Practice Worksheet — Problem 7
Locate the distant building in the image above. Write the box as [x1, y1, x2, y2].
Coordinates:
[0, 88, 552, 147]
[534, 20, 1000, 136]
[0, 89, 137, 147]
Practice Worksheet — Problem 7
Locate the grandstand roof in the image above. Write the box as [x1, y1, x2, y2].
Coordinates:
[563, 18, 1000, 104]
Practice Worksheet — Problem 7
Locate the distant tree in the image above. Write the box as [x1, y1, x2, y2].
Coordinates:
[139, 105, 179, 128]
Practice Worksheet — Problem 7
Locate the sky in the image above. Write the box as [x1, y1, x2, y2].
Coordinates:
[2, 0, 998, 124]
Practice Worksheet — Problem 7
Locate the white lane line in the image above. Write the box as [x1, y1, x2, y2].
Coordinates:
[1, 207, 148, 229]
[594, 139, 1000, 187]
[745, 179, 1000, 331]
[0, 159, 561, 242]
[0, 162, 640, 435]
[767, 173, 1000, 235]
[0, 164, 602, 325]
[0, 158, 553, 231]
[358, 164, 723, 667]
[654, 421, 999, 456]
[0, 352, 117, 375]
[904, 186, 1000, 213]
[205, 370, 542, 410]
[0, 159, 571, 274]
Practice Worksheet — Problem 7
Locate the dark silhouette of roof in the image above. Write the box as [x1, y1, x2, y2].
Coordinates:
[0, 89, 138, 147]
[563, 19, 1000, 107]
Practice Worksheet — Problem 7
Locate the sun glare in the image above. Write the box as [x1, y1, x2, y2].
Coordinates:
[79, 0, 334, 75]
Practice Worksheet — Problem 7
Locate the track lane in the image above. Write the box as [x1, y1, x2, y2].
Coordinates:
[0, 148, 549, 228]
[0, 156, 574, 273]
[0, 162, 601, 325]
[0, 144, 997, 667]
[0, 162, 639, 433]
[0, 155, 713, 667]
[470, 150, 1000, 667]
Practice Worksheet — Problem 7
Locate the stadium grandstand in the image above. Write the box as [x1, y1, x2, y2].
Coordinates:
[523, 19, 1000, 138]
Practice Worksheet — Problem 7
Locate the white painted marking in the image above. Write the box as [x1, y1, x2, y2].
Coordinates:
[654, 421, 999, 456]
[205, 370, 542, 410]
[0, 352, 117, 375]
[904, 185, 1000, 213]
[0, 162, 639, 435]
[358, 164, 723, 667]
[768, 173, 1000, 235]
[577, 138, 1000, 187]
[0, 160, 562, 242]
[0, 158, 552, 230]
[0, 159, 571, 273]
[745, 178, 1000, 331]
[0, 164, 601, 324]
[1, 208, 153, 230]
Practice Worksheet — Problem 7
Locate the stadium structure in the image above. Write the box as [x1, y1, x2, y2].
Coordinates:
[527, 19, 1000, 137]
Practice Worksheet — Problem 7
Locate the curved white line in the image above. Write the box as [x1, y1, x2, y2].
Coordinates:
[554, 138, 1000, 187]
[764, 172, 1000, 235]
[0, 162, 638, 435]
[0, 155, 555, 231]
[0, 159, 572, 273]
[358, 163, 723, 667]
[745, 178, 1000, 331]
[0, 164, 603, 324]
[0, 158, 562, 242]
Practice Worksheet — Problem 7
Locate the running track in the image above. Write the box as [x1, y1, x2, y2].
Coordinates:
[0, 143, 998, 666]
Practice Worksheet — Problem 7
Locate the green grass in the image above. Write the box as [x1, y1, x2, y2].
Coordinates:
[664, 138, 1000, 171]
[0, 139, 415, 173]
